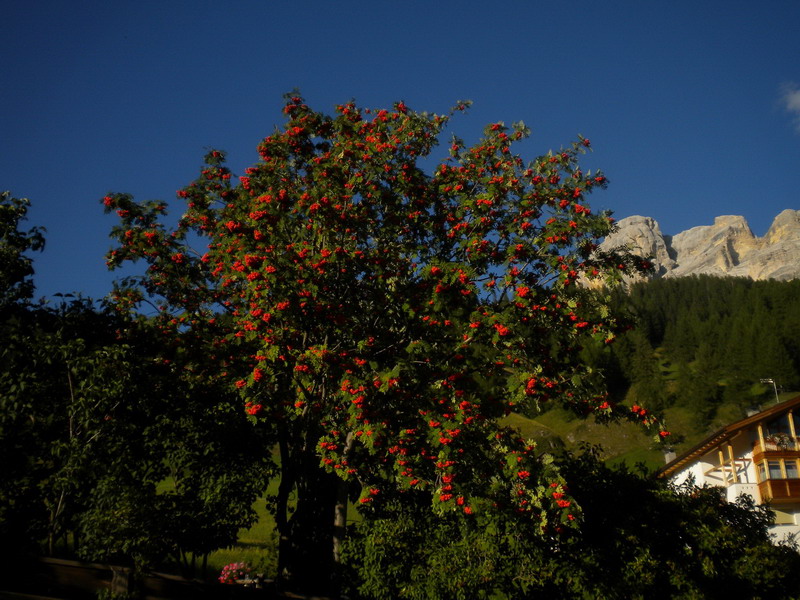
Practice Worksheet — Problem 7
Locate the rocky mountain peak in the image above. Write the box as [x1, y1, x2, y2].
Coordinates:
[600, 210, 800, 281]
[765, 209, 800, 245]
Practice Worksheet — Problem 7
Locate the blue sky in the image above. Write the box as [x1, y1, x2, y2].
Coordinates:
[3, 0, 799, 300]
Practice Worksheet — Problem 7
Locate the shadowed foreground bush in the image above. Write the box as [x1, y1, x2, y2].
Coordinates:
[342, 447, 800, 600]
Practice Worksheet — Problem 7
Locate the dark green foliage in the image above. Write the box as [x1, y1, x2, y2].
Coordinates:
[613, 328, 670, 411]
[561, 449, 800, 599]
[0, 191, 45, 306]
[343, 447, 800, 599]
[0, 295, 273, 573]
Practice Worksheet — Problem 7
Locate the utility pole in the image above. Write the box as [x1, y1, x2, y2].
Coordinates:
[760, 378, 779, 404]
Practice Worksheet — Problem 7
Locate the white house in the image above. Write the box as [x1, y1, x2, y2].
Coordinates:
[661, 395, 800, 542]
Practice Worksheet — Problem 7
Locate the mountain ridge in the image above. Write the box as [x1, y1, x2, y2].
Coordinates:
[600, 209, 800, 281]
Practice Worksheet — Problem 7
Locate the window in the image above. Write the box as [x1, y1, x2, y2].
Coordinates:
[759, 459, 800, 480]
[773, 509, 797, 525]
[767, 415, 792, 436]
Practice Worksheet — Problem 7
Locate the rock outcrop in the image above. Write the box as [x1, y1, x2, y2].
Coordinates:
[600, 209, 800, 281]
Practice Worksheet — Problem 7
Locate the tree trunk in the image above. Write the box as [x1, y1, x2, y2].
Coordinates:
[332, 432, 354, 567]
[277, 450, 340, 596]
[332, 476, 348, 566]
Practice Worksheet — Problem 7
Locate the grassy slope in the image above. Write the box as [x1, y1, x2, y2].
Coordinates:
[502, 409, 665, 470]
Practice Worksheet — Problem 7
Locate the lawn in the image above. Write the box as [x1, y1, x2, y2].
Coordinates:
[206, 480, 279, 579]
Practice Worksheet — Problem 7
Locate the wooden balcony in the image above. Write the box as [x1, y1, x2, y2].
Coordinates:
[752, 438, 800, 462]
[758, 479, 800, 504]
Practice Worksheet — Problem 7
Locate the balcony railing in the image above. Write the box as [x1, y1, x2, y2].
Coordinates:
[726, 482, 760, 504]
[753, 437, 800, 455]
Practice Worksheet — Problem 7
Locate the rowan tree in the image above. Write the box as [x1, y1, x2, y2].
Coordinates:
[103, 94, 660, 593]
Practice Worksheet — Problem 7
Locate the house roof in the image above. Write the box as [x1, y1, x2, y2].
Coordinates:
[659, 395, 800, 479]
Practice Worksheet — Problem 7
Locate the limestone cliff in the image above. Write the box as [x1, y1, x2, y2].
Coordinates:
[600, 209, 800, 281]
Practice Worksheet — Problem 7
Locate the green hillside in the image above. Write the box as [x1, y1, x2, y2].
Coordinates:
[507, 276, 800, 470]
